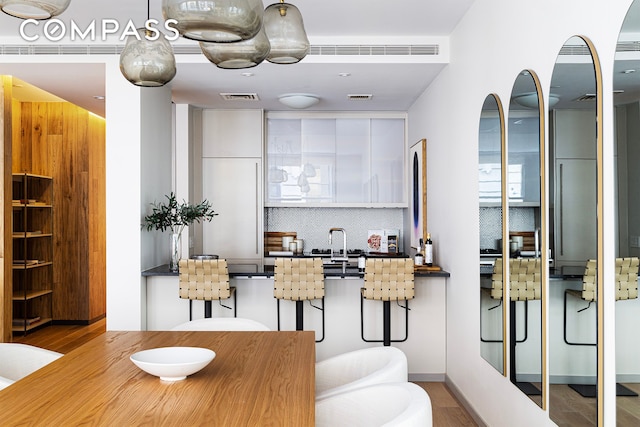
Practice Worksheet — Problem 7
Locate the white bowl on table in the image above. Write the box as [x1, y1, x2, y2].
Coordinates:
[130, 347, 215, 381]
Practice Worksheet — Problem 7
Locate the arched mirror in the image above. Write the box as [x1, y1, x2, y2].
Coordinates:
[508, 70, 544, 407]
[479, 94, 506, 375]
[548, 36, 600, 425]
[615, 2, 640, 423]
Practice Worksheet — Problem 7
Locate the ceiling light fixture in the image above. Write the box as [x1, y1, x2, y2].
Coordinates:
[119, 0, 176, 87]
[512, 92, 559, 109]
[162, 0, 263, 43]
[264, 0, 309, 64]
[0, 0, 70, 19]
[278, 94, 319, 109]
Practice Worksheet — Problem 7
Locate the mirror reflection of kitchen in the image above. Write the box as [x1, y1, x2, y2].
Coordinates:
[614, 1, 640, 423]
[508, 69, 543, 407]
[548, 36, 599, 426]
[479, 93, 506, 375]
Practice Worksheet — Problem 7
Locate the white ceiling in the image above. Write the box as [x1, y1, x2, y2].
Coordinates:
[0, 0, 476, 118]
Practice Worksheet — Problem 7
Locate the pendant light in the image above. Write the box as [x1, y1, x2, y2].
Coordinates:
[263, 0, 309, 64]
[120, 1, 176, 87]
[162, 0, 263, 43]
[200, 26, 270, 69]
[0, 0, 70, 19]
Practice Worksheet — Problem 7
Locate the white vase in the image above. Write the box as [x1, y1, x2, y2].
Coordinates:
[170, 233, 181, 272]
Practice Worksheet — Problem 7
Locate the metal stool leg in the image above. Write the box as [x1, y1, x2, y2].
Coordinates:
[296, 300, 304, 331]
[361, 294, 410, 345]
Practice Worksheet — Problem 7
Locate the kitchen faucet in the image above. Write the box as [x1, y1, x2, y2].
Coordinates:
[328, 227, 348, 272]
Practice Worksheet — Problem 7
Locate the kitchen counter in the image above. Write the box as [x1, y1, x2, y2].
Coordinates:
[142, 263, 450, 381]
[142, 263, 450, 279]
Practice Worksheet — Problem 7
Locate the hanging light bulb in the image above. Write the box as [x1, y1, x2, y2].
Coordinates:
[162, 0, 263, 43]
[200, 26, 270, 69]
[0, 0, 70, 19]
[263, 0, 309, 64]
[120, 26, 176, 87]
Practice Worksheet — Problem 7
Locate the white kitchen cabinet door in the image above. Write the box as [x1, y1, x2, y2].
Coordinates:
[553, 110, 597, 160]
[202, 109, 263, 158]
[555, 159, 597, 266]
[371, 118, 405, 203]
[202, 158, 262, 259]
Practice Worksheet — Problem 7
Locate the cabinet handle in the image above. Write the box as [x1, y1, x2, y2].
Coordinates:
[559, 163, 563, 256]
[255, 162, 259, 256]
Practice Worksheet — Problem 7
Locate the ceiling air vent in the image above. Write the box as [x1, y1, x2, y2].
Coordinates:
[220, 93, 260, 101]
[348, 94, 373, 101]
[574, 94, 596, 102]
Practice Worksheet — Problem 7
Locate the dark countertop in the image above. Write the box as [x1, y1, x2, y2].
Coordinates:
[142, 264, 450, 279]
[480, 265, 584, 280]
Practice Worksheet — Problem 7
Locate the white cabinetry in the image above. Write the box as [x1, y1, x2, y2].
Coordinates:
[201, 109, 263, 263]
[266, 113, 406, 207]
[552, 110, 597, 267]
[203, 109, 263, 157]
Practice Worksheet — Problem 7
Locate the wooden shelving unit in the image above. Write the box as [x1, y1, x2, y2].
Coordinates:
[12, 173, 54, 334]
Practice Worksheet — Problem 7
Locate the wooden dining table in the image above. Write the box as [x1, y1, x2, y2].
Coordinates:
[0, 330, 316, 426]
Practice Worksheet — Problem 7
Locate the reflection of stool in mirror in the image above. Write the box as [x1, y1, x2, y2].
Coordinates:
[274, 257, 325, 342]
[179, 259, 236, 320]
[564, 257, 639, 397]
[481, 258, 539, 344]
[360, 258, 414, 347]
[509, 258, 542, 396]
[480, 258, 504, 343]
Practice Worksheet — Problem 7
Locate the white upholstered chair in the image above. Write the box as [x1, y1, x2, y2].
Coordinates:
[170, 317, 271, 331]
[0, 343, 62, 390]
[315, 382, 433, 427]
[315, 346, 408, 401]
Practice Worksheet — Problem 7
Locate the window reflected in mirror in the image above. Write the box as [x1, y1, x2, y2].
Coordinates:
[615, 1, 640, 423]
[548, 36, 599, 426]
[479, 93, 506, 375]
[508, 70, 543, 408]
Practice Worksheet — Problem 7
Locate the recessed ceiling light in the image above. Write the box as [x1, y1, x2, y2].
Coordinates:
[338, 72, 351, 77]
[622, 69, 636, 74]
[241, 72, 254, 77]
[93, 95, 105, 100]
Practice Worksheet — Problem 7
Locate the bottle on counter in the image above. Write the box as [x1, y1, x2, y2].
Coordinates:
[358, 253, 366, 272]
[414, 238, 424, 266]
[424, 233, 433, 267]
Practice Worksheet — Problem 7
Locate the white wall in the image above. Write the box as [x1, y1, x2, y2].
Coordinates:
[407, 0, 632, 425]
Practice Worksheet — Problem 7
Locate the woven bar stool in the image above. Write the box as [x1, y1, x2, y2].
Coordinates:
[564, 257, 639, 397]
[273, 257, 325, 342]
[179, 258, 236, 320]
[360, 258, 415, 346]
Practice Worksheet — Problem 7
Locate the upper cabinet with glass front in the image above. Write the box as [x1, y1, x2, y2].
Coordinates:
[266, 113, 406, 207]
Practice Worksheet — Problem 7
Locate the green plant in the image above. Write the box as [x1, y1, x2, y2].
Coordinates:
[142, 192, 218, 235]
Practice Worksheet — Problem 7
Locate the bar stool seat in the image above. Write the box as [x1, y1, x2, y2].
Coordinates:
[179, 258, 236, 320]
[360, 258, 414, 346]
[273, 257, 325, 342]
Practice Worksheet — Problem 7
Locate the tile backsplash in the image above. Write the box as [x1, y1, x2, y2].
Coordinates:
[265, 207, 404, 252]
[479, 206, 538, 250]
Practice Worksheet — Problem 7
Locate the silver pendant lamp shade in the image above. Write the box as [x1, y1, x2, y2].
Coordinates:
[200, 26, 270, 69]
[162, 0, 263, 43]
[0, 0, 70, 19]
[119, 28, 177, 87]
[263, 1, 309, 64]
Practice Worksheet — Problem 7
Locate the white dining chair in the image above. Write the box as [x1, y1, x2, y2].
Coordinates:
[0, 343, 62, 390]
[315, 346, 408, 400]
[170, 317, 271, 331]
[315, 382, 433, 427]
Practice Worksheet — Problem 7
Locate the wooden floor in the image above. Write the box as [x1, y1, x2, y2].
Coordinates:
[12, 320, 478, 426]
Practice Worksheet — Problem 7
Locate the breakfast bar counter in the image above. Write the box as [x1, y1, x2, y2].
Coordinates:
[142, 263, 449, 381]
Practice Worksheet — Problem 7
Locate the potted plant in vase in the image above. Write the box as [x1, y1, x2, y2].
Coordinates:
[142, 192, 218, 272]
